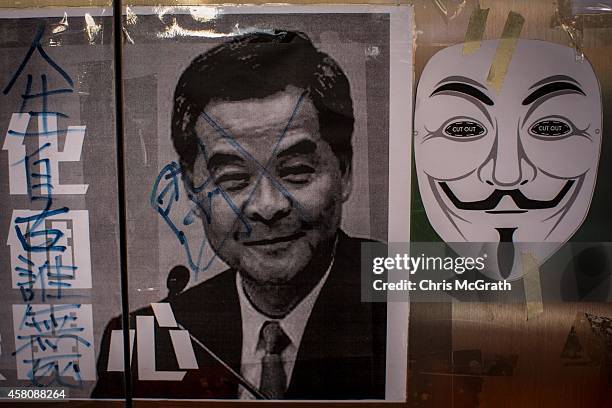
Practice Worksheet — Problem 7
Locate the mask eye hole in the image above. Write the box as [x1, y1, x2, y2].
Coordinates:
[529, 119, 571, 138]
[443, 120, 486, 139]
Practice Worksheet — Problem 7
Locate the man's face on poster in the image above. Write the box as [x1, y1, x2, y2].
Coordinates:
[189, 85, 351, 285]
[414, 40, 601, 252]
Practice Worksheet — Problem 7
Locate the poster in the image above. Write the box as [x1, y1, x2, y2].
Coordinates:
[0, 7, 122, 399]
[92, 4, 412, 402]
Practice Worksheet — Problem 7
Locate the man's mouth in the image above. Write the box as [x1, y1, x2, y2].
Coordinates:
[438, 180, 575, 211]
[242, 232, 306, 246]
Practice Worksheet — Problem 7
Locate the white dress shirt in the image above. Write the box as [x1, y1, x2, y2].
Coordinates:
[235, 263, 332, 399]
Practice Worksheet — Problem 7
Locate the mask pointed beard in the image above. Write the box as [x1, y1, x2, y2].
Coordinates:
[496, 228, 517, 279]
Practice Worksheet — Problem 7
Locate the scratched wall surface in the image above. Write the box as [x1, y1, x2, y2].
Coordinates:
[0, 10, 122, 399]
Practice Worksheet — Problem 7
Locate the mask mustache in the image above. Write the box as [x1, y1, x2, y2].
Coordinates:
[439, 180, 575, 211]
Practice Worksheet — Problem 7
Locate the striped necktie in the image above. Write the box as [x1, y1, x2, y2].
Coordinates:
[259, 321, 291, 399]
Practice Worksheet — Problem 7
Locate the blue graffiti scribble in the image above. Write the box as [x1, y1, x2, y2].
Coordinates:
[4, 23, 79, 310]
[3, 23, 88, 387]
[151, 91, 311, 279]
[15, 255, 77, 302]
[2, 25, 86, 387]
[25, 356, 83, 388]
[3, 25, 73, 96]
[12, 304, 88, 388]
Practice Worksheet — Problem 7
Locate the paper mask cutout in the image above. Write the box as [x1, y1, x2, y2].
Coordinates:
[414, 39, 602, 280]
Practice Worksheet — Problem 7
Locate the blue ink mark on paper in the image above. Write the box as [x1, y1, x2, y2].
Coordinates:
[151, 92, 311, 279]
[3, 25, 73, 96]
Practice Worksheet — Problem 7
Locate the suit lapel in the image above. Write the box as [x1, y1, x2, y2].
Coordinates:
[172, 270, 243, 373]
[287, 231, 379, 398]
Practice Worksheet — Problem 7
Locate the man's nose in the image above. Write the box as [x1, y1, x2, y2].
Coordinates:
[478, 127, 536, 187]
[243, 174, 292, 225]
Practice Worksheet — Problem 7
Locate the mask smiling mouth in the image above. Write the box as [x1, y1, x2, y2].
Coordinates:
[438, 179, 575, 212]
[243, 231, 306, 246]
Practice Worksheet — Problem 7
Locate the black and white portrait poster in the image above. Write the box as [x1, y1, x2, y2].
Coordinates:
[0, 7, 122, 400]
[91, 4, 413, 402]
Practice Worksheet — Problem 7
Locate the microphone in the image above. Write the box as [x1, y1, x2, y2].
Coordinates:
[166, 265, 190, 298]
[177, 322, 268, 399]
[166, 265, 268, 399]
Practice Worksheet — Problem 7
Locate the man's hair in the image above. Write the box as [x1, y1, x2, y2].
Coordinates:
[171, 30, 354, 182]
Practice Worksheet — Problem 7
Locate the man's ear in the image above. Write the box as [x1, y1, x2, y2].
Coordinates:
[340, 159, 353, 203]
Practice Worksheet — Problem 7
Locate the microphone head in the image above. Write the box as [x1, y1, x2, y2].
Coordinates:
[167, 265, 190, 297]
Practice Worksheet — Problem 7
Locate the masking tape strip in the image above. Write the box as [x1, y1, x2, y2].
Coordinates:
[555, 0, 585, 59]
[463, 4, 489, 55]
[522, 252, 543, 321]
[486, 11, 524, 93]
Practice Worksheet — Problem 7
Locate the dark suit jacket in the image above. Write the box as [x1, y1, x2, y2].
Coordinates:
[92, 231, 387, 399]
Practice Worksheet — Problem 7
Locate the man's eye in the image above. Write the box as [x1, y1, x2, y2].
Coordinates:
[529, 119, 571, 138]
[215, 173, 250, 192]
[443, 120, 486, 139]
[279, 165, 315, 183]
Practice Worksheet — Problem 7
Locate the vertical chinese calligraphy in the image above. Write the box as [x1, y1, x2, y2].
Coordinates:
[2, 23, 95, 388]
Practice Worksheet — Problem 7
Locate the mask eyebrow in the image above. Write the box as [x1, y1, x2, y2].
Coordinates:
[528, 75, 581, 90]
[430, 82, 494, 106]
[435, 75, 488, 89]
[206, 152, 245, 172]
[522, 81, 585, 105]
